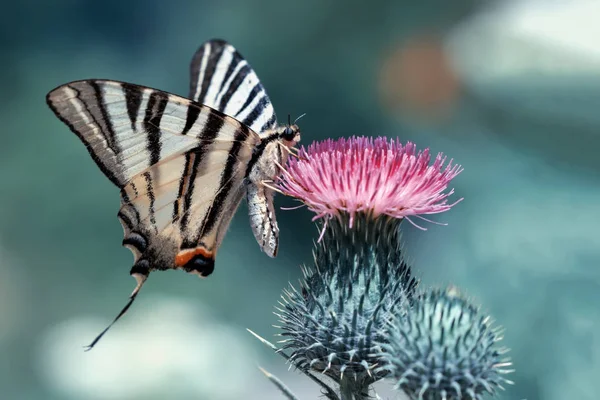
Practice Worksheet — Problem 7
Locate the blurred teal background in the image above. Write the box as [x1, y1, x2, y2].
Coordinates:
[2, 0, 600, 399]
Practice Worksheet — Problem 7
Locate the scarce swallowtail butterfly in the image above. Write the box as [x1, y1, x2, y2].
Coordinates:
[46, 39, 301, 349]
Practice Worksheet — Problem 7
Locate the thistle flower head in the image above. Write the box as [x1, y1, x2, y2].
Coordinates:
[378, 288, 514, 400]
[265, 136, 514, 399]
[277, 136, 463, 229]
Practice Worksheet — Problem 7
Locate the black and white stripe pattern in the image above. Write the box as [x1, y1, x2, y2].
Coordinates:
[189, 39, 278, 134]
[47, 79, 259, 272]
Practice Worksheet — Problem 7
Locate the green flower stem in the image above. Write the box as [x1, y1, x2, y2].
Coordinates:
[339, 376, 370, 400]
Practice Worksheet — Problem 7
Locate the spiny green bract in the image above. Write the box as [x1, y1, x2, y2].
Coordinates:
[276, 215, 418, 390]
[378, 288, 514, 400]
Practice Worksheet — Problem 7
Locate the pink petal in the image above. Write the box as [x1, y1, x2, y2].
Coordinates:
[276, 136, 462, 228]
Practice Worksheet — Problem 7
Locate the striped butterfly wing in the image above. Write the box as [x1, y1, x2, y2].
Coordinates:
[189, 39, 278, 134]
[190, 39, 285, 258]
[47, 80, 259, 348]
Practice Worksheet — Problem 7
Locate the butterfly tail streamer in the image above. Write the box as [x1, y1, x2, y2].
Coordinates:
[84, 273, 148, 351]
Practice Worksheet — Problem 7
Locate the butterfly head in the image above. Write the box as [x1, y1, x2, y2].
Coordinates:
[278, 113, 303, 146]
[279, 124, 301, 146]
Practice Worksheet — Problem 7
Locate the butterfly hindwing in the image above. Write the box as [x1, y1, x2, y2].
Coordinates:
[189, 39, 278, 133]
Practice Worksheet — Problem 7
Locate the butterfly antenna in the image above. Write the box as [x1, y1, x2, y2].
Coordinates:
[293, 113, 307, 124]
[84, 273, 148, 351]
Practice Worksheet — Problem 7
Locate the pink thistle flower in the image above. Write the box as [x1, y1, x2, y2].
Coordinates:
[277, 136, 463, 231]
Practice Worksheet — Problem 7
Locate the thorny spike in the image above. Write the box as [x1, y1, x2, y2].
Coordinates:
[258, 366, 300, 400]
[248, 328, 340, 399]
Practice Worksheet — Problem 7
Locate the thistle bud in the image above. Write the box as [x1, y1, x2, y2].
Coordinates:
[378, 288, 514, 400]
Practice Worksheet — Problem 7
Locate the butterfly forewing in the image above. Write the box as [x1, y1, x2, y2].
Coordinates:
[189, 39, 278, 133]
[190, 39, 291, 258]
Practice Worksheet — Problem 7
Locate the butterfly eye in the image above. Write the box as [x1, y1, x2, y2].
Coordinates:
[282, 127, 296, 141]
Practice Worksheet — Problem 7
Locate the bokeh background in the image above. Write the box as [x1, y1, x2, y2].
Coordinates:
[2, 0, 600, 399]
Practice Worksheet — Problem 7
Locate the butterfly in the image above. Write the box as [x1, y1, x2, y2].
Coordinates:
[46, 39, 302, 349]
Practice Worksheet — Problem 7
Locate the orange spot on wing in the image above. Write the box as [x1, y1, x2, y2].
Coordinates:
[175, 246, 214, 267]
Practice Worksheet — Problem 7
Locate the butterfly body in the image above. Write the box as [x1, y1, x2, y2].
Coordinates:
[46, 39, 301, 348]
[246, 125, 300, 257]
